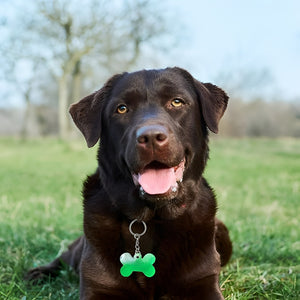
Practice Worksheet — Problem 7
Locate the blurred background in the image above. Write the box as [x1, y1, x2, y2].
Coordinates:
[0, 0, 299, 139]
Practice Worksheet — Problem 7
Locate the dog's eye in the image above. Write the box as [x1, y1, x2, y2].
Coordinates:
[116, 104, 128, 114]
[171, 98, 184, 107]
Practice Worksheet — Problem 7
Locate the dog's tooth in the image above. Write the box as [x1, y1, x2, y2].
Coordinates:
[171, 186, 177, 192]
[139, 186, 145, 195]
[132, 174, 139, 186]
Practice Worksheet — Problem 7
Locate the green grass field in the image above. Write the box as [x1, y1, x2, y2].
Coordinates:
[0, 137, 299, 299]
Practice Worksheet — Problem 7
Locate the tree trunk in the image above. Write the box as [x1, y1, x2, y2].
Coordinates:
[58, 74, 69, 139]
[20, 94, 31, 139]
[71, 60, 81, 105]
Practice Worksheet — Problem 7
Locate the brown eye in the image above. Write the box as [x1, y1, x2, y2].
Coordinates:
[117, 104, 128, 114]
[171, 98, 184, 107]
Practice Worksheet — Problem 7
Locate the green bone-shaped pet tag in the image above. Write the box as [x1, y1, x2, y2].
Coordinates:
[120, 252, 156, 277]
[120, 219, 156, 278]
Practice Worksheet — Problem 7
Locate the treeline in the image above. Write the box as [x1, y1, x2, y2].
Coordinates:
[0, 97, 299, 138]
[220, 98, 300, 137]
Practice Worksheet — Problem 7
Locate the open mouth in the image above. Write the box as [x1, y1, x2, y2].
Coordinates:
[132, 159, 185, 197]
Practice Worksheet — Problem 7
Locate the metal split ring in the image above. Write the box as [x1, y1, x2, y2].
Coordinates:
[129, 219, 147, 237]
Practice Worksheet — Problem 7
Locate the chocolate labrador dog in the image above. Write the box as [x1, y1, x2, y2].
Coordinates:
[26, 67, 232, 299]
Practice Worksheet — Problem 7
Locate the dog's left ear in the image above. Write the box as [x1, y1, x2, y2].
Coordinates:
[69, 74, 122, 147]
[194, 80, 229, 133]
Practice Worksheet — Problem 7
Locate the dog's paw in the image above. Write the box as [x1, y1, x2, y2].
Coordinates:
[24, 265, 60, 284]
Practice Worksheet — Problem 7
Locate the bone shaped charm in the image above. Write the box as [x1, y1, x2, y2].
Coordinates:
[120, 252, 156, 277]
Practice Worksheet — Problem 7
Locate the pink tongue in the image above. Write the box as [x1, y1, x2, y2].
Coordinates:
[138, 168, 176, 195]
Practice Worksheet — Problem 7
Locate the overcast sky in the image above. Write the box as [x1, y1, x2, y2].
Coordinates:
[162, 0, 300, 100]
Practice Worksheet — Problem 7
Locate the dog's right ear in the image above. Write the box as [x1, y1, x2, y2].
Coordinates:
[69, 74, 122, 147]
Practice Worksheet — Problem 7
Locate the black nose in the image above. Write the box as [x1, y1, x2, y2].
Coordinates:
[136, 125, 169, 148]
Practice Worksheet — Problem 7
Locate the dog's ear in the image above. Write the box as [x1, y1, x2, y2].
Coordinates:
[69, 74, 122, 147]
[193, 80, 229, 133]
[69, 91, 100, 148]
[172, 67, 228, 133]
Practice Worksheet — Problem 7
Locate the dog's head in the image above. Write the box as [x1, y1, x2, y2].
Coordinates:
[70, 67, 228, 217]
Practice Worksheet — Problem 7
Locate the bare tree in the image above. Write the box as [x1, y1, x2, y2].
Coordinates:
[1, 0, 171, 139]
[0, 36, 42, 137]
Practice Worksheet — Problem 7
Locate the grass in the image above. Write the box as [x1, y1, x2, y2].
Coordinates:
[206, 138, 300, 299]
[0, 137, 299, 299]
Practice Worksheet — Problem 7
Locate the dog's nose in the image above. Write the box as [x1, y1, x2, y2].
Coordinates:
[136, 125, 169, 148]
